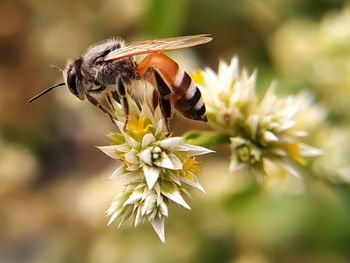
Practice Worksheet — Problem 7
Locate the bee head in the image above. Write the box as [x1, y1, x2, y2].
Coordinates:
[63, 58, 85, 100]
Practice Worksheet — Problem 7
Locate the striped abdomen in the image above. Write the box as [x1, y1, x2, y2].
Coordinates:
[137, 53, 207, 122]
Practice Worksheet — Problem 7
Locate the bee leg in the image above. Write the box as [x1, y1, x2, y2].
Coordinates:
[106, 93, 116, 111]
[152, 69, 172, 134]
[121, 97, 129, 132]
[159, 97, 172, 135]
[116, 78, 129, 131]
[144, 67, 171, 97]
[86, 93, 115, 122]
[143, 67, 172, 133]
[88, 85, 106, 94]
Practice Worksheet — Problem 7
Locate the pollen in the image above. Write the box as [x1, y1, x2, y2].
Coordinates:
[192, 70, 205, 85]
[179, 157, 201, 181]
[127, 115, 153, 136]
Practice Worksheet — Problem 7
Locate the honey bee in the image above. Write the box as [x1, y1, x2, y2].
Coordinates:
[29, 34, 212, 129]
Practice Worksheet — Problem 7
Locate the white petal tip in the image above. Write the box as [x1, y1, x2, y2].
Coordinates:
[143, 166, 160, 189]
[166, 191, 191, 209]
[151, 218, 165, 243]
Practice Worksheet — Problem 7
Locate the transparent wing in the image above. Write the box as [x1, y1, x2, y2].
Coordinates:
[104, 34, 212, 61]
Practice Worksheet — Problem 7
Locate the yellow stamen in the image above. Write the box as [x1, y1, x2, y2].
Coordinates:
[287, 142, 306, 165]
[127, 115, 153, 135]
[191, 70, 205, 85]
[116, 152, 131, 167]
[178, 157, 201, 181]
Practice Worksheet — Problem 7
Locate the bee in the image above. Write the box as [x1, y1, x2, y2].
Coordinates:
[29, 34, 212, 130]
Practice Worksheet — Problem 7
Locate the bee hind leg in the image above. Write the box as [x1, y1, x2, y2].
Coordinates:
[116, 78, 130, 131]
[144, 67, 172, 134]
[159, 97, 172, 135]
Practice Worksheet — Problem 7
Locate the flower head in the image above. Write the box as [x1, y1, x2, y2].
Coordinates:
[194, 57, 257, 135]
[196, 56, 322, 182]
[99, 95, 213, 242]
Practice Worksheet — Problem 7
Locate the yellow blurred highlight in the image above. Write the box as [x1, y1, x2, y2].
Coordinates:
[191, 70, 205, 85]
[286, 143, 306, 165]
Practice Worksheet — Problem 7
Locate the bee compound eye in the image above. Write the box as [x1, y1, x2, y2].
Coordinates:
[67, 69, 78, 96]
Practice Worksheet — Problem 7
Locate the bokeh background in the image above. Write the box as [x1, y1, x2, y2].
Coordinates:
[1, 0, 350, 262]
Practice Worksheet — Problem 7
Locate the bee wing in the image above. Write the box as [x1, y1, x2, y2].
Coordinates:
[104, 34, 212, 61]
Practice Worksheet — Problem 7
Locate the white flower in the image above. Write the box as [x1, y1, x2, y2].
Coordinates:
[99, 96, 213, 242]
[106, 182, 168, 242]
[195, 56, 322, 182]
[194, 56, 257, 134]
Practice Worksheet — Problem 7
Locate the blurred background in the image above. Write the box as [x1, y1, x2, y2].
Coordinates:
[1, 0, 350, 262]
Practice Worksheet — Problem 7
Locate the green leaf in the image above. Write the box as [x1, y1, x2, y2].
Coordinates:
[144, 0, 190, 37]
[183, 131, 231, 148]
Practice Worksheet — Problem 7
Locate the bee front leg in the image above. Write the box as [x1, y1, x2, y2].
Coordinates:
[105, 93, 116, 111]
[116, 78, 129, 131]
[85, 93, 115, 122]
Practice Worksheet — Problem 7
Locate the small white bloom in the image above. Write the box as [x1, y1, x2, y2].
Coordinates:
[106, 181, 168, 242]
[195, 56, 257, 135]
[99, 94, 213, 242]
[196, 56, 322, 183]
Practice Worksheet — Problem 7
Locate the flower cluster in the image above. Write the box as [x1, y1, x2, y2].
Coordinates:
[98, 92, 212, 242]
[194, 57, 321, 182]
[270, 5, 350, 117]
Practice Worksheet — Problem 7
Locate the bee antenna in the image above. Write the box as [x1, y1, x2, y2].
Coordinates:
[28, 82, 65, 103]
[50, 64, 63, 72]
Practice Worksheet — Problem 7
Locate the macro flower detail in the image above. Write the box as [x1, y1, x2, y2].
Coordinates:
[195, 56, 322, 182]
[98, 95, 213, 242]
[193, 57, 257, 135]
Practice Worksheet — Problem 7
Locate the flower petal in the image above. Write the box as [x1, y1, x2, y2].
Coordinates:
[134, 207, 142, 226]
[124, 133, 140, 148]
[142, 133, 156, 148]
[107, 211, 120, 226]
[298, 143, 322, 156]
[124, 149, 139, 164]
[154, 152, 178, 169]
[141, 193, 157, 215]
[247, 114, 259, 139]
[273, 158, 301, 178]
[164, 189, 190, 209]
[151, 217, 165, 243]
[124, 191, 143, 206]
[126, 164, 140, 172]
[143, 165, 160, 189]
[180, 176, 206, 193]
[159, 202, 168, 217]
[161, 182, 190, 209]
[181, 144, 215, 156]
[155, 120, 165, 137]
[140, 148, 152, 165]
[97, 145, 121, 159]
[229, 158, 245, 173]
[115, 121, 126, 133]
[168, 153, 183, 170]
[263, 131, 278, 142]
[159, 137, 182, 151]
[110, 165, 125, 179]
[278, 120, 295, 132]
